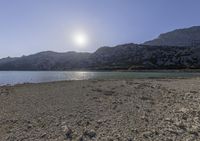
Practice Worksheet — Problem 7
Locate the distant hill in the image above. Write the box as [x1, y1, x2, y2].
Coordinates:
[144, 26, 200, 47]
[1, 43, 200, 70]
[0, 51, 91, 70]
[89, 44, 200, 70]
[1, 26, 200, 70]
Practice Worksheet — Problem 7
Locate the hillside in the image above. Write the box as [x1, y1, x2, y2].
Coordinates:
[0, 43, 200, 70]
[89, 44, 200, 70]
[1, 26, 200, 70]
[144, 26, 200, 47]
[0, 51, 91, 70]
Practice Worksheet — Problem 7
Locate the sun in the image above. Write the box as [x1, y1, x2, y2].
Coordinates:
[72, 31, 89, 48]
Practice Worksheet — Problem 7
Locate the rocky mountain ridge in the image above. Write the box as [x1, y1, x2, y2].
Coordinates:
[1, 26, 200, 70]
[144, 26, 200, 47]
[0, 44, 200, 70]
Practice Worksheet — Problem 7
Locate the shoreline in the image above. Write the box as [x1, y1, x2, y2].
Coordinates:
[0, 76, 195, 87]
[1, 78, 200, 140]
[0, 69, 200, 72]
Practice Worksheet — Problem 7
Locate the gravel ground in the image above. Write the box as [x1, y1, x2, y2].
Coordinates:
[1, 78, 200, 141]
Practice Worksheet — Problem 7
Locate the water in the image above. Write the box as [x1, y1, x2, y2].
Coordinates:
[0, 71, 200, 86]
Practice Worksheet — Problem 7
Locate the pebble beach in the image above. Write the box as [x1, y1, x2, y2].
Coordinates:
[1, 78, 200, 140]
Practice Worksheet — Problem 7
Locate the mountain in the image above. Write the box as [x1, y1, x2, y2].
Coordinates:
[1, 26, 200, 70]
[1, 43, 200, 70]
[89, 44, 200, 70]
[144, 26, 200, 47]
[0, 51, 91, 70]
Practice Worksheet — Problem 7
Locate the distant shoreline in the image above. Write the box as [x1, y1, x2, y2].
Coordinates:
[0, 69, 200, 72]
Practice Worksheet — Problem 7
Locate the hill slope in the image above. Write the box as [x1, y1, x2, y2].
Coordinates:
[1, 26, 200, 70]
[0, 44, 200, 70]
[89, 44, 200, 70]
[0, 51, 91, 70]
[144, 26, 200, 47]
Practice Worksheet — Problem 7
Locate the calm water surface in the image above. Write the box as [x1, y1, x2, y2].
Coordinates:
[0, 71, 200, 85]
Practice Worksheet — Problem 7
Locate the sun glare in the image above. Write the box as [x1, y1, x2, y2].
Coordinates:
[72, 31, 89, 48]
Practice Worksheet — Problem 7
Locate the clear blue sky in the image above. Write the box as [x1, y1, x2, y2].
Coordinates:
[0, 0, 200, 58]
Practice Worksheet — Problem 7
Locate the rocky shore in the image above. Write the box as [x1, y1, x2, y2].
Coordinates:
[1, 78, 200, 141]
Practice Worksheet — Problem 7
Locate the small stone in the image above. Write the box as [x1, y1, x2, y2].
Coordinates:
[188, 130, 198, 136]
[40, 133, 47, 138]
[131, 128, 138, 134]
[175, 122, 187, 131]
[178, 107, 189, 113]
[164, 118, 173, 122]
[62, 126, 73, 139]
[27, 124, 32, 129]
[78, 136, 84, 141]
[182, 114, 188, 120]
[104, 90, 114, 96]
[97, 119, 103, 124]
[112, 105, 117, 110]
[167, 129, 179, 135]
[140, 96, 152, 101]
[84, 129, 96, 139]
[127, 138, 133, 141]
[106, 136, 114, 141]
[141, 115, 149, 122]
[142, 131, 153, 138]
[136, 105, 140, 109]
[190, 91, 198, 94]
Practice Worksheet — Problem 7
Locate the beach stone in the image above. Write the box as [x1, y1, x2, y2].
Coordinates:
[104, 90, 114, 96]
[105, 136, 115, 141]
[40, 133, 47, 138]
[142, 131, 153, 138]
[190, 91, 198, 94]
[84, 129, 96, 139]
[77, 136, 84, 141]
[27, 124, 32, 129]
[140, 96, 152, 101]
[164, 118, 173, 123]
[182, 113, 188, 120]
[62, 126, 73, 139]
[178, 107, 189, 113]
[175, 122, 187, 131]
[97, 119, 105, 125]
[167, 130, 178, 135]
[188, 130, 198, 136]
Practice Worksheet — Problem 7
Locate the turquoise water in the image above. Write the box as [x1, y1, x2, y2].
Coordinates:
[0, 71, 200, 85]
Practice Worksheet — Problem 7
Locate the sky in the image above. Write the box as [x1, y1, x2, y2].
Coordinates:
[0, 0, 200, 58]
